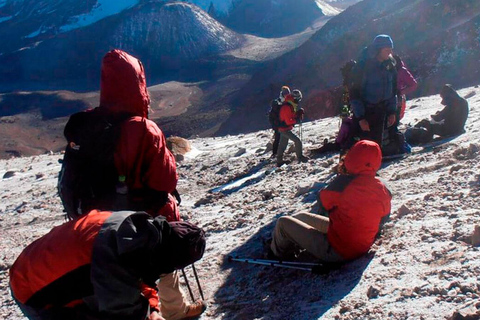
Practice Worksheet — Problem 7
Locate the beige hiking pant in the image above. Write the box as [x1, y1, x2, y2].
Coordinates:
[270, 212, 345, 263]
[157, 271, 188, 320]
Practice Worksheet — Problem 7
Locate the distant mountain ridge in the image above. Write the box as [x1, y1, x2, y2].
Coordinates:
[0, 1, 244, 91]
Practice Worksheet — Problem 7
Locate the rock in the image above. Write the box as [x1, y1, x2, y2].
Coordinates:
[166, 136, 191, 156]
[35, 173, 45, 179]
[175, 154, 185, 162]
[3, 171, 16, 179]
[471, 225, 480, 247]
[234, 148, 247, 157]
[447, 301, 480, 320]
[295, 182, 313, 197]
[367, 286, 380, 299]
[396, 204, 411, 218]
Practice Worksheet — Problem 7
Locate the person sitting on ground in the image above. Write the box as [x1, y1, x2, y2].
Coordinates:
[9, 210, 206, 320]
[269, 85, 291, 157]
[276, 89, 310, 166]
[405, 84, 469, 145]
[313, 106, 354, 155]
[270, 140, 391, 263]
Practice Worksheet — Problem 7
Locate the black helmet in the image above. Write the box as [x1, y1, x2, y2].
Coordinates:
[292, 89, 302, 103]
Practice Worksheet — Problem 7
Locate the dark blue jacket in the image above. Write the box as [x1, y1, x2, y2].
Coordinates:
[350, 47, 397, 119]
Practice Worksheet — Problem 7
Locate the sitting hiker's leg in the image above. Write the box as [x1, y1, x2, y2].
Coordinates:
[158, 271, 188, 320]
[291, 212, 329, 234]
[271, 215, 343, 262]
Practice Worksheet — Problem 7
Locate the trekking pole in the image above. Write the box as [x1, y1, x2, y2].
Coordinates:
[299, 121, 303, 142]
[181, 268, 195, 302]
[191, 263, 205, 301]
[227, 256, 331, 274]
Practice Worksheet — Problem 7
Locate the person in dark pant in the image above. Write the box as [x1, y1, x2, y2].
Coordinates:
[350, 34, 398, 148]
[276, 90, 309, 166]
[270, 86, 291, 157]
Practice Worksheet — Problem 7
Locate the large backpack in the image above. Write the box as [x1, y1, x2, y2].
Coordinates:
[268, 99, 287, 130]
[58, 108, 127, 220]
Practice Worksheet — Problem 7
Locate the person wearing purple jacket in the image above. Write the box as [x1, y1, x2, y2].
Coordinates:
[394, 54, 417, 122]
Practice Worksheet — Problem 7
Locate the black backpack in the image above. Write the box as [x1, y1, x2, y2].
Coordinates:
[57, 108, 127, 220]
[268, 99, 287, 130]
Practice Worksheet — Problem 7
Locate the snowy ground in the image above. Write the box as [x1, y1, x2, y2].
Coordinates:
[1, 85, 480, 319]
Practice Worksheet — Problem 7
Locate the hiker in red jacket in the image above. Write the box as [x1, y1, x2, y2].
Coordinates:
[270, 140, 391, 262]
[276, 89, 309, 166]
[61, 49, 205, 319]
[9, 210, 205, 320]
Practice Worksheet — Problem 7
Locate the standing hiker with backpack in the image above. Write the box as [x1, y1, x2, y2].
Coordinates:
[350, 34, 398, 149]
[269, 140, 391, 263]
[9, 210, 206, 320]
[269, 85, 291, 157]
[276, 89, 310, 166]
[57, 49, 206, 320]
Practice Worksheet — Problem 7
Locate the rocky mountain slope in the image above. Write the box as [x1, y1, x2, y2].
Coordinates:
[1, 84, 480, 320]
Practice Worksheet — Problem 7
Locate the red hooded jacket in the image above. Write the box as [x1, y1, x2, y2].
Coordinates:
[99, 50, 179, 220]
[278, 96, 298, 132]
[319, 140, 391, 260]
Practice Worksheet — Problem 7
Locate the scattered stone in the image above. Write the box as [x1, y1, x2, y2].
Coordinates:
[166, 136, 191, 157]
[367, 286, 380, 299]
[234, 148, 247, 157]
[396, 204, 411, 218]
[471, 225, 480, 247]
[175, 154, 185, 162]
[3, 171, 16, 179]
[35, 173, 45, 179]
[216, 167, 229, 175]
[295, 182, 313, 197]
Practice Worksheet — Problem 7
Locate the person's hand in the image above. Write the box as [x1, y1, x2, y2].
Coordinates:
[387, 114, 396, 127]
[359, 119, 370, 131]
[149, 311, 166, 320]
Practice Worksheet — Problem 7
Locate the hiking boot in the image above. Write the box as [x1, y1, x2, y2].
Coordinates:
[277, 160, 290, 167]
[299, 155, 310, 163]
[183, 300, 207, 319]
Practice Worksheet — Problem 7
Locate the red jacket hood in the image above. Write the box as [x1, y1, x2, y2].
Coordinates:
[344, 140, 382, 175]
[100, 49, 150, 118]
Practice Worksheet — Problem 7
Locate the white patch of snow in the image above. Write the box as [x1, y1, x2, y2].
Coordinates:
[188, 0, 233, 15]
[315, 0, 342, 16]
[25, 28, 41, 38]
[59, 0, 139, 33]
[0, 16, 12, 23]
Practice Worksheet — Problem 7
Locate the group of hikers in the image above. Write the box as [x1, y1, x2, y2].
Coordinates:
[9, 34, 470, 320]
[270, 34, 469, 163]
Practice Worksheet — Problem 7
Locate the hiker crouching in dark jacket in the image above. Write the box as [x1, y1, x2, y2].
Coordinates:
[270, 140, 391, 262]
[409, 84, 469, 143]
[9, 210, 205, 320]
[350, 34, 398, 149]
